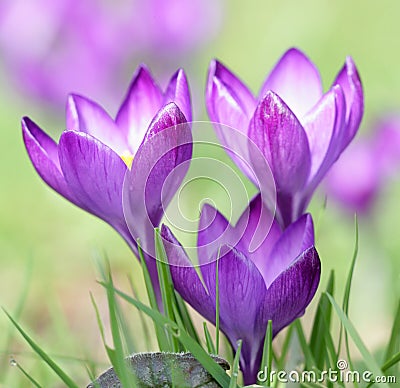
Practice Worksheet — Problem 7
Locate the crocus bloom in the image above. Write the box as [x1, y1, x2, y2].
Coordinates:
[22, 66, 192, 295]
[161, 195, 320, 384]
[0, 0, 222, 107]
[325, 115, 400, 213]
[206, 48, 364, 228]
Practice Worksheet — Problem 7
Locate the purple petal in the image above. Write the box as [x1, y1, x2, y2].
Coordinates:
[123, 103, 192, 254]
[264, 214, 314, 286]
[65, 94, 128, 155]
[163, 68, 192, 123]
[302, 85, 346, 190]
[197, 203, 230, 265]
[202, 246, 267, 377]
[161, 225, 215, 323]
[116, 65, 163, 153]
[22, 117, 77, 205]
[234, 194, 281, 255]
[259, 48, 323, 118]
[333, 57, 364, 148]
[207, 60, 256, 121]
[58, 130, 128, 227]
[259, 246, 321, 337]
[248, 91, 311, 194]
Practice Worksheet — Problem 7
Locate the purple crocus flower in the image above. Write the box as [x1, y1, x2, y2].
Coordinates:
[206, 48, 364, 228]
[325, 115, 400, 213]
[22, 66, 192, 295]
[161, 194, 320, 384]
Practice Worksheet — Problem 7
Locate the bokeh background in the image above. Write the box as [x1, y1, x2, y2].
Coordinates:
[1, 0, 400, 386]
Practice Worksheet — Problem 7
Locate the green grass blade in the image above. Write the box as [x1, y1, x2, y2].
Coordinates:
[104, 271, 135, 388]
[382, 351, 400, 372]
[277, 325, 294, 369]
[128, 275, 152, 349]
[3, 309, 79, 388]
[155, 228, 180, 352]
[229, 340, 242, 388]
[385, 300, 400, 363]
[203, 322, 216, 354]
[342, 217, 359, 315]
[325, 293, 390, 388]
[9, 358, 42, 387]
[310, 271, 335, 369]
[0, 256, 33, 382]
[294, 320, 317, 370]
[258, 320, 272, 386]
[173, 291, 200, 343]
[99, 282, 231, 387]
[337, 217, 358, 361]
[137, 240, 169, 351]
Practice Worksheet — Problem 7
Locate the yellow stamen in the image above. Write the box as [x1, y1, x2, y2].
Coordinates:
[121, 154, 134, 169]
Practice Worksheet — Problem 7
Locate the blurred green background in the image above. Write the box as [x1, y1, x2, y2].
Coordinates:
[1, 0, 400, 385]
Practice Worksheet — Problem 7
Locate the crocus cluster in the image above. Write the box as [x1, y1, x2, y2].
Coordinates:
[0, 0, 222, 107]
[23, 48, 364, 384]
[325, 115, 400, 213]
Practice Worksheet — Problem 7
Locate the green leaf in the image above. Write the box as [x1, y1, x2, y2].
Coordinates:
[229, 340, 242, 388]
[155, 228, 180, 352]
[259, 320, 272, 386]
[203, 322, 216, 354]
[382, 351, 400, 372]
[137, 240, 170, 351]
[107, 271, 137, 387]
[3, 309, 79, 388]
[277, 325, 293, 369]
[294, 320, 317, 370]
[0, 256, 33, 381]
[385, 300, 400, 363]
[310, 271, 335, 369]
[325, 293, 390, 388]
[9, 358, 42, 387]
[127, 275, 152, 349]
[174, 291, 200, 343]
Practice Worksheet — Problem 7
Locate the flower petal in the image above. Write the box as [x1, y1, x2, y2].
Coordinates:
[197, 203, 230, 265]
[202, 246, 267, 378]
[264, 214, 314, 286]
[163, 68, 192, 123]
[207, 60, 256, 121]
[116, 65, 163, 153]
[123, 103, 192, 254]
[22, 117, 77, 204]
[259, 246, 321, 337]
[58, 130, 127, 228]
[248, 91, 311, 194]
[65, 94, 127, 154]
[259, 48, 323, 118]
[161, 225, 215, 323]
[302, 85, 346, 191]
[333, 56, 364, 148]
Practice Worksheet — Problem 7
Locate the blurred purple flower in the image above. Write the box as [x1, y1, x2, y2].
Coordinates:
[0, 0, 222, 107]
[206, 48, 364, 228]
[325, 115, 400, 213]
[162, 195, 320, 384]
[22, 66, 192, 296]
